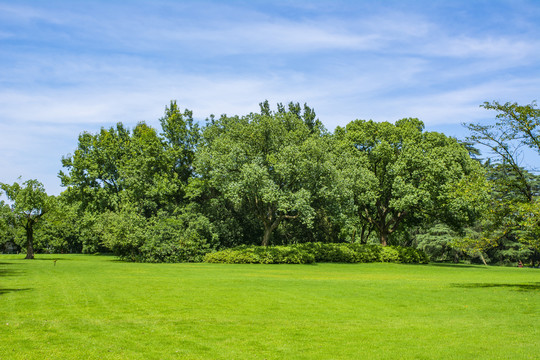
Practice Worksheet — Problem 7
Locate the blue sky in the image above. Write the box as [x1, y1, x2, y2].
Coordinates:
[1, 0, 540, 195]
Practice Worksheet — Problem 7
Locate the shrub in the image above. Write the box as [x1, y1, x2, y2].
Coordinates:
[100, 208, 219, 263]
[140, 213, 218, 263]
[204, 245, 315, 264]
[205, 243, 428, 264]
[348, 244, 382, 263]
[394, 246, 430, 264]
[380, 246, 401, 263]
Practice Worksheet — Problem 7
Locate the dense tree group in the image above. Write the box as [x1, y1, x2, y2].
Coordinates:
[1, 100, 539, 265]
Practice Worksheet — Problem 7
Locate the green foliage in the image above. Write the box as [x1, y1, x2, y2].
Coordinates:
[334, 118, 484, 246]
[0, 200, 18, 253]
[416, 223, 462, 262]
[204, 243, 428, 264]
[95, 209, 146, 261]
[159, 100, 200, 187]
[139, 210, 218, 263]
[204, 245, 315, 264]
[195, 101, 336, 246]
[33, 196, 87, 254]
[392, 245, 430, 263]
[44, 99, 540, 265]
[510, 201, 540, 251]
[464, 101, 540, 265]
[59, 123, 131, 213]
[0, 179, 52, 258]
[295, 242, 381, 263]
[467, 102, 540, 204]
[60, 102, 199, 216]
[0, 200, 12, 236]
[380, 246, 401, 263]
[96, 206, 218, 263]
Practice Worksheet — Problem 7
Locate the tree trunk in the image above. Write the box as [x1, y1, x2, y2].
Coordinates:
[479, 253, 488, 266]
[261, 216, 284, 246]
[262, 225, 272, 247]
[25, 225, 35, 260]
[380, 229, 388, 247]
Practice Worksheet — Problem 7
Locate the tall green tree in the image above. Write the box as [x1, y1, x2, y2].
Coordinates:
[159, 100, 200, 189]
[60, 101, 200, 216]
[195, 101, 334, 246]
[0, 179, 52, 259]
[121, 122, 179, 217]
[335, 118, 485, 246]
[59, 123, 131, 213]
[466, 101, 540, 264]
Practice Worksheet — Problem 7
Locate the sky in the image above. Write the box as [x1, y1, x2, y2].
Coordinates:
[1, 0, 540, 195]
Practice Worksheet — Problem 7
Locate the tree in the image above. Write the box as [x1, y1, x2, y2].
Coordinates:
[466, 101, 540, 202]
[159, 100, 200, 188]
[59, 123, 131, 213]
[195, 101, 333, 246]
[59, 101, 200, 216]
[416, 223, 463, 263]
[0, 179, 51, 259]
[121, 122, 180, 217]
[335, 118, 485, 246]
[465, 101, 540, 264]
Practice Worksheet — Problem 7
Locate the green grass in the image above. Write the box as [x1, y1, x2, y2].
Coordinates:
[1, 255, 539, 359]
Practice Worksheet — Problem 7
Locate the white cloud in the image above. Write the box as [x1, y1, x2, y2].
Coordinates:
[159, 21, 383, 54]
[421, 35, 540, 62]
[363, 77, 540, 126]
[2, 0, 540, 194]
[0, 3, 66, 24]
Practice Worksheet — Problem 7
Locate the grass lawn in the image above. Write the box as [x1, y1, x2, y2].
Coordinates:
[0, 255, 539, 359]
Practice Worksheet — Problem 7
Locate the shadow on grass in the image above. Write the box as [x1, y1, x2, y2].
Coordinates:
[28, 257, 73, 261]
[0, 262, 26, 277]
[0, 269, 26, 277]
[1, 257, 73, 261]
[0, 288, 32, 296]
[429, 263, 485, 269]
[452, 282, 540, 292]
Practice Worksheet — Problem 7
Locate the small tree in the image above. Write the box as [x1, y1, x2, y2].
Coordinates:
[0, 179, 51, 259]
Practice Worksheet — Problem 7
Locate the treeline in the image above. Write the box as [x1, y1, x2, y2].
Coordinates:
[1, 100, 539, 265]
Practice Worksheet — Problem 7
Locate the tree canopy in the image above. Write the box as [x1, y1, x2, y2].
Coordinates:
[335, 117, 485, 246]
[3, 99, 539, 265]
[195, 101, 335, 246]
[59, 101, 199, 217]
[463, 101, 540, 264]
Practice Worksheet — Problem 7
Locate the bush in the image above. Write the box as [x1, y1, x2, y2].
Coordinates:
[140, 213, 218, 263]
[295, 243, 371, 263]
[204, 245, 315, 264]
[205, 243, 428, 264]
[380, 246, 400, 263]
[393, 246, 430, 264]
[349, 243, 382, 263]
[98, 208, 219, 263]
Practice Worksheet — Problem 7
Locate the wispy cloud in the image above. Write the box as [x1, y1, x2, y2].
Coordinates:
[2, 0, 540, 194]
[421, 35, 540, 62]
